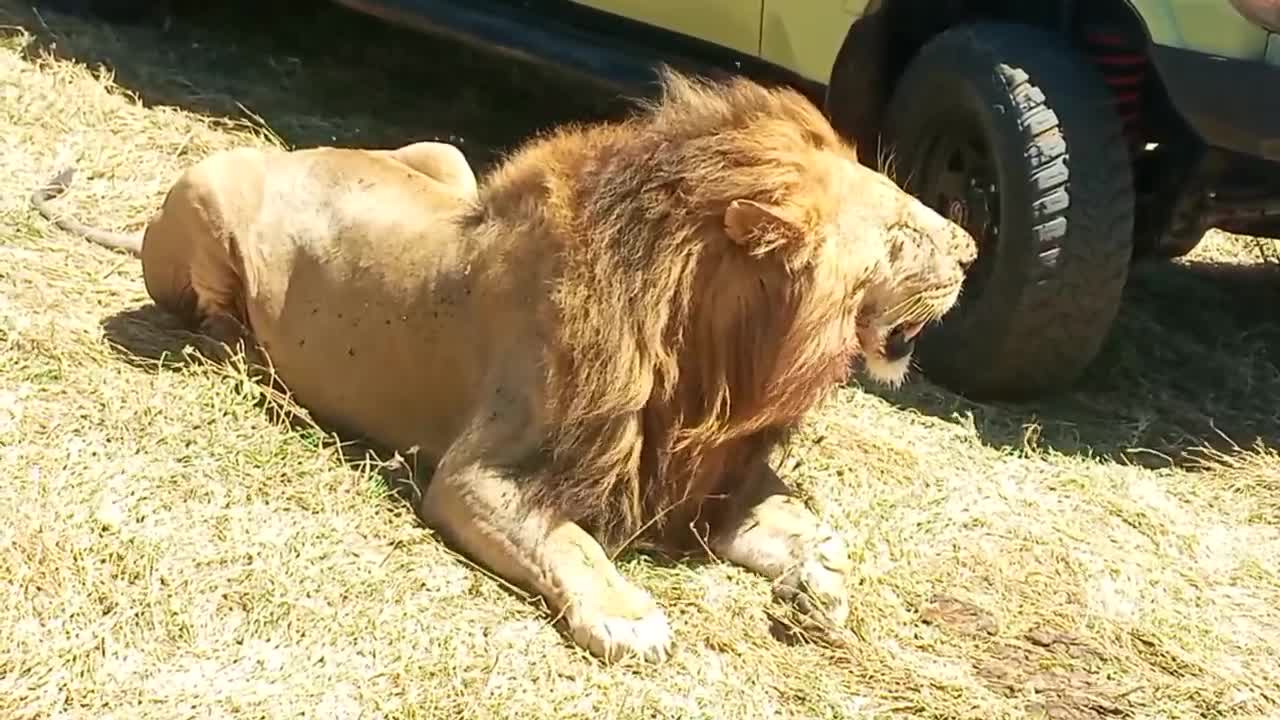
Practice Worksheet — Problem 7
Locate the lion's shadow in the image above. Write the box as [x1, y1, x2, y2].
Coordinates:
[101, 303, 432, 510]
[862, 254, 1280, 467]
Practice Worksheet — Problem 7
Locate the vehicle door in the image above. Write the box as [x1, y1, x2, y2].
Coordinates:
[570, 0, 763, 56]
[759, 0, 861, 82]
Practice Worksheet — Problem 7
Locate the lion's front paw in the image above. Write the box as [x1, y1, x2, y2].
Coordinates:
[569, 607, 673, 664]
[770, 534, 852, 637]
[565, 586, 673, 664]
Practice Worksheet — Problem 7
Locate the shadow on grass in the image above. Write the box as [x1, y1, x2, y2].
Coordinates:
[9, 0, 624, 169]
[98, 303, 433, 513]
[867, 256, 1280, 468]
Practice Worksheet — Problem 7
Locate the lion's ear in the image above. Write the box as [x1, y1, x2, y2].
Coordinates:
[723, 199, 804, 255]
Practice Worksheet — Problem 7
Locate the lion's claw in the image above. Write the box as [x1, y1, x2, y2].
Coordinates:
[769, 534, 852, 639]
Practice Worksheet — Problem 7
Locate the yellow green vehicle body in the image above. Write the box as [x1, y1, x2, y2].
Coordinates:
[569, 0, 1277, 80]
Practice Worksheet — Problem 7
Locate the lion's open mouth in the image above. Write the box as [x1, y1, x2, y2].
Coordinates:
[883, 321, 926, 362]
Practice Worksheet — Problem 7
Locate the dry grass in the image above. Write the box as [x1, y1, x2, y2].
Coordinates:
[2, 3, 1279, 718]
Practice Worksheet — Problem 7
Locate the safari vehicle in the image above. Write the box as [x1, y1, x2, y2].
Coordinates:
[82, 0, 1280, 400]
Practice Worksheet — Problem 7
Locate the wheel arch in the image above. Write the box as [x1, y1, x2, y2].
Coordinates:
[825, 0, 1156, 162]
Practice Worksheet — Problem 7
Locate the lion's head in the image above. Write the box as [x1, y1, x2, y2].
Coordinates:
[837, 170, 978, 387]
[475, 69, 975, 548]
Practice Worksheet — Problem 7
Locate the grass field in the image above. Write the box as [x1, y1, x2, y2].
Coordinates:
[2, 3, 1279, 718]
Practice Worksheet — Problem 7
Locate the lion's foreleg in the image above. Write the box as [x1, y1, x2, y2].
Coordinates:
[710, 462, 852, 636]
[420, 458, 673, 664]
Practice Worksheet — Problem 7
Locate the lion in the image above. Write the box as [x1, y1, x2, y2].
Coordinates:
[31, 68, 976, 664]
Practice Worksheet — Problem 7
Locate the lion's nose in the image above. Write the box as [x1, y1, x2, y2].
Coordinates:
[905, 194, 979, 270]
[950, 223, 979, 270]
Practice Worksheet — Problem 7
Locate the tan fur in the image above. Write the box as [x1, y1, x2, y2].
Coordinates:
[33, 69, 975, 663]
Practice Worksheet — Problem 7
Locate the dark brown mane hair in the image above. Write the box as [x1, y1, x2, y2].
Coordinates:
[472, 68, 866, 551]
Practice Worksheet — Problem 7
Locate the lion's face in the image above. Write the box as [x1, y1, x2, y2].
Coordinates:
[717, 149, 976, 394]
[831, 163, 977, 386]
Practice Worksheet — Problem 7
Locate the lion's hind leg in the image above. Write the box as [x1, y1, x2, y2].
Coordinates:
[142, 223, 262, 368]
[710, 463, 852, 641]
[140, 147, 264, 365]
[192, 311, 268, 370]
[421, 449, 673, 664]
[385, 141, 477, 199]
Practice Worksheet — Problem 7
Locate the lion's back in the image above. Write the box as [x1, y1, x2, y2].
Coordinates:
[242, 150, 511, 456]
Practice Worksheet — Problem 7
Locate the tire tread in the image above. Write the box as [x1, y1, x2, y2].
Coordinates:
[881, 21, 1135, 398]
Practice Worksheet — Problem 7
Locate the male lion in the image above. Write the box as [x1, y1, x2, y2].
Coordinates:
[32, 69, 976, 663]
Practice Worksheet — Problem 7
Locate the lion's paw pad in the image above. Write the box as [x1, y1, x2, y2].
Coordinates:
[570, 608, 673, 664]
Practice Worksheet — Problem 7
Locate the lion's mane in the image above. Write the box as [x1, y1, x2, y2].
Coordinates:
[464, 70, 864, 550]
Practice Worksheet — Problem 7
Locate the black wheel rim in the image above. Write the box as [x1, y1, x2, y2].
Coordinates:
[912, 116, 1001, 317]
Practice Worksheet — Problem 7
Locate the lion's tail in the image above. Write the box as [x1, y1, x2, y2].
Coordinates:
[30, 166, 144, 257]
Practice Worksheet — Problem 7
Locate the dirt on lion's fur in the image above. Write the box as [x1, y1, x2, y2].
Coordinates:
[1, 2, 1278, 719]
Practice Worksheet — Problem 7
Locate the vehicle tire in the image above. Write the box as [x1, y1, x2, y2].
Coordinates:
[880, 21, 1135, 400]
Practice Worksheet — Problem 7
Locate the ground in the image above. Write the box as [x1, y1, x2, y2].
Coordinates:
[1, 2, 1278, 719]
